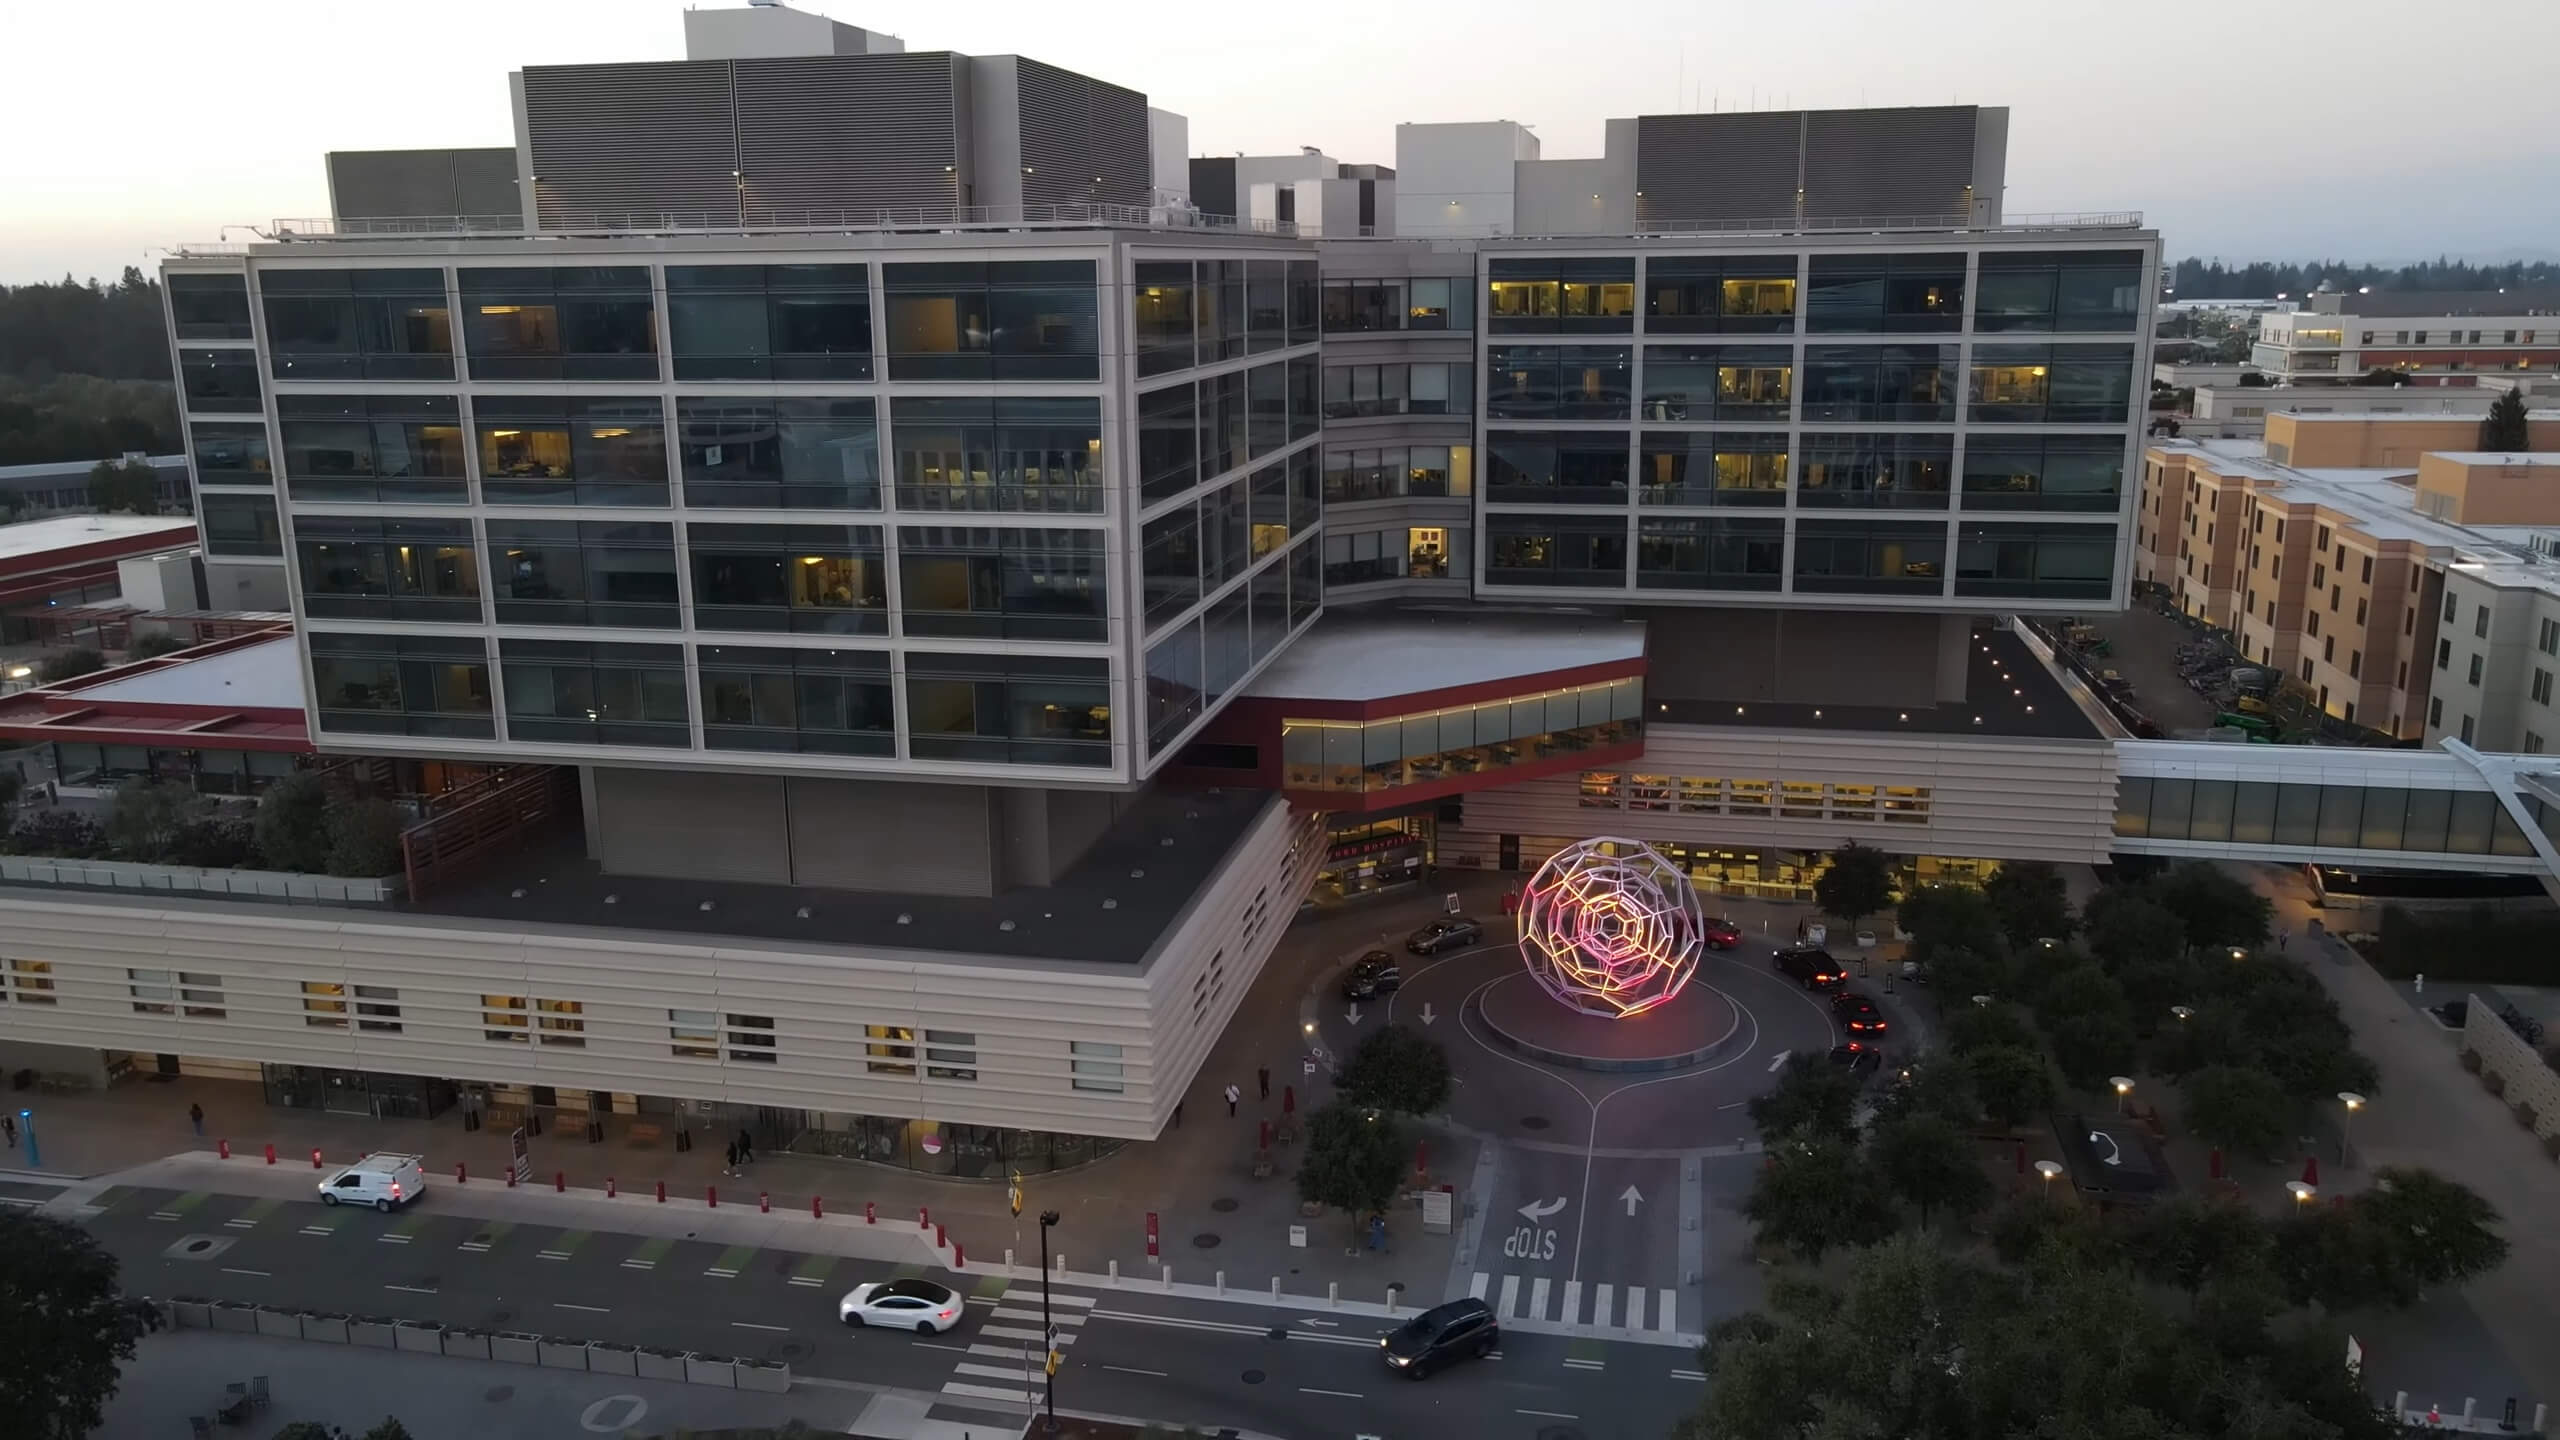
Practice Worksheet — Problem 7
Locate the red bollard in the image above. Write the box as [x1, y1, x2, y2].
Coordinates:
[655, 1180, 666, 1204]
[456, 1162, 467, 1184]
[864, 1200, 876, 1225]
[935, 1222, 946, 1248]
[606, 1177, 617, 1199]
[759, 1191, 770, 1214]
[554, 1170, 565, 1193]
[952, 1241, 965, 1269]
[310, 1147, 323, 1170]
[507, 1166, 518, 1189]
[263, 1143, 275, 1166]
[918, 1205, 930, 1230]
[218, 1138, 230, 1160]
[708, 1185, 719, 1208]
[812, 1195, 824, 1219]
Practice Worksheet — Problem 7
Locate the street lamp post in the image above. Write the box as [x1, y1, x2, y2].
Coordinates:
[2338, 1091, 2366, 1165]
[17, 1109, 34, 1169]
[1038, 1209, 1060, 1435]
[2110, 1076, 2135, 1116]
[2033, 1159, 2063, 1199]
[2286, 1179, 2317, 1207]
[2169, 1005, 2195, 1022]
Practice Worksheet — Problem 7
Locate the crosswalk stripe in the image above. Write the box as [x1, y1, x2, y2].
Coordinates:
[944, 1382, 1033, 1405]
[786, 1276, 824, 1287]
[1497, 1275, 1520, 1317]
[1652, 1289, 1677, 1334]
[954, 1362, 1034, 1381]
[1560, 1281, 1580, 1325]
[1527, 1277, 1550, 1320]
[1469, 1272, 1490, 1300]
[988, 1306, 1086, 1326]
[1593, 1283, 1614, 1329]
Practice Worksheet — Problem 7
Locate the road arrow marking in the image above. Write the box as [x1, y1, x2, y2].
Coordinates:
[1345, 1003, 1364, 1026]
[1419, 1002, 1438, 1025]
[1766, 1049, 1791, 1073]
[1619, 1185, 1644, 1217]
[1517, 1196, 1567, 1222]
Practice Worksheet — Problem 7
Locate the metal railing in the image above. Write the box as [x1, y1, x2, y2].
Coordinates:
[257, 203, 1298, 243]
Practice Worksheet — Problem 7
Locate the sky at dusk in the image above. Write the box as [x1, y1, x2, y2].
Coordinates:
[5, 0, 2557, 283]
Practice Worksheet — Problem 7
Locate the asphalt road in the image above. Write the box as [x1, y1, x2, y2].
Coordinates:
[75, 1180, 1705, 1440]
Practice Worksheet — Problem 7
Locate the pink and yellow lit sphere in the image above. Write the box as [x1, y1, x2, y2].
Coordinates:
[1517, 838, 1705, 1020]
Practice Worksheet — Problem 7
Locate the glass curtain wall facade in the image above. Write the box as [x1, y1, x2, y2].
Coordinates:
[1475, 241, 2150, 607]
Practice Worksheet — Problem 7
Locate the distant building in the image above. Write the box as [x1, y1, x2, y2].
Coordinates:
[0, 453, 189, 516]
[2254, 290, 2560, 385]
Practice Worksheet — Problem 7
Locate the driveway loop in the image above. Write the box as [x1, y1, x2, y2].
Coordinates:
[1192, 1232, 1222, 1249]
[1210, 1196, 1240, 1213]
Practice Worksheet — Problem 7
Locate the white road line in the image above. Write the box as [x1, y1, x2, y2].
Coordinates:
[1102, 1364, 1168, 1377]
[1299, 1387, 1364, 1399]
[981, 1323, 1044, 1342]
[943, 1382, 1033, 1405]
[730, 1321, 790, 1333]
[619, 1260, 653, 1270]
[1468, 1272, 1490, 1300]
[385, 1284, 436, 1295]
[1301, 1318, 1337, 1328]
[1560, 1280, 1581, 1325]
[220, 1267, 269, 1277]
[0, 1197, 40, 1209]
[1086, 1307, 1375, 1348]
[1519, 1409, 1579, 1420]
[786, 1277, 822, 1287]
[1766, 1049, 1791, 1072]
[1564, 1358, 1604, 1371]
[378, 1235, 410, 1244]
[554, 1303, 611, 1314]
[1653, 1288, 1679, 1334]
[1624, 1287, 1649, 1330]
[1592, 1284, 1614, 1329]
[968, 1342, 1032, 1359]
[1498, 1274, 1520, 1317]
[298, 1226, 332, 1236]
[1671, 1369, 1708, 1381]
[1716, 1100, 1747, 1110]
[915, 1341, 969, 1354]
[954, 1362, 1032, 1381]
[1528, 1276, 1551, 1320]
[989, 1305, 1087, 1325]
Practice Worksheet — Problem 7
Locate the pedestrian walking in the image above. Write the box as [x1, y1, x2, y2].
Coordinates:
[2278, 927, 2290, 949]
[723, 1139, 740, 1175]
[1257, 1066, 1270, 1102]
[2, 1113, 16, 1147]
[188, 1102, 204, 1137]
[1223, 1083, 1240, 1118]
[736, 1129, 755, 1165]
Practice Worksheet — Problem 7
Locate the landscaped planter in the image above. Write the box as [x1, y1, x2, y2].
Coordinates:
[636, 1348, 687, 1382]
[737, 1359, 790, 1394]
[254, 1308, 300, 1339]
[537, 1338, 589, 1370]
[587, 1342, 637, 1376]
[349, 1317, 397, 1349]
[683, 1353, 737, 1388]
[0, 854, 403, 904]
[393, 1321, 441, 1353]
[2461, 1048, 2485, 1073]
[302, 1313, 350, 1344]
[170, 1298, 212, 1330]
[442, 1329, 492, 1360]
[491, 1332, 540, 1365]
[2486, 1071, 2508, 1096]
[210, 1301, 258, 1334]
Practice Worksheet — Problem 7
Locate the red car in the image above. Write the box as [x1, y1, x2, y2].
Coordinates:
[1703, 916, 1742, 950]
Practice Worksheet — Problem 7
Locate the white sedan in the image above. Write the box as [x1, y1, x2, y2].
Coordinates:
[838, 1277, 964, 1334]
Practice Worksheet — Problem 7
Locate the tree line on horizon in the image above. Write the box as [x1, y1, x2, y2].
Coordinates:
[2170, 255, 2560, 301]
[0, 269, 180, 471]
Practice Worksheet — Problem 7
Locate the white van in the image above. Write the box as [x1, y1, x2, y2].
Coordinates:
[317, 1152, 427, 1211]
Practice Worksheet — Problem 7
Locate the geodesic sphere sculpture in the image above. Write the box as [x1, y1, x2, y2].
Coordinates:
[1517, 837, 1705, 1019]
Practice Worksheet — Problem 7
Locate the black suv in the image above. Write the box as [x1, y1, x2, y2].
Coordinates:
[1380, 1296, 1498, 1379]
[1829, 1041, 1884, 1080]
[1406, 918, 1485, 955]
[1342, 951, 1403, 1001]
[1773, 946, 1848, 990]
[1832, 991, 1889, 1035]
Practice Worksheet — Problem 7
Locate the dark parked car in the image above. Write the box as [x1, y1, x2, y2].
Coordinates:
[1380, 1296, 1498, 1379]
[1831, 992, 1888, 1035]
[1773, 946, 1847, 990]
[1342, 951, 1403, 1001]
[1702, 915, 1742, 950]
[1828, 1042, 1884, 1080]
[1406, 918, 1485, 955]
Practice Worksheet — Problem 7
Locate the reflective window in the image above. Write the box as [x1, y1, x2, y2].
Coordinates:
[1323, 444, 1471, 504]
[1133, 261, 1196, 376]
[1791, 520, 1946, 594]
[307, 630, 493, 739]
[2116, 778, 2531, 858]
[1288, 353, 1320, 443]
[1970, 344, 2137, 424]
[688, 522, 886, 635]
[261, 268, 453, 380]
[666, 264, 871, 380]
[1290, 446, 1322, 533]
[1806, 254, 1967, 333]
[475, 396, 669, 506]
[1487, 345, 1632, 420]
[1799, 345, 1957, 421]
[1798, 433, 1954, 509]
[1139, 382, 1198, 502]
[896, 526, 1107, 642]
[1147, 621, 1205, 752]
[1321, 275, 1474, 332]
[677, 397, 879, 509]
[1281, 677, 1642, 792]
[1487, 258, 1636, 334]
[1642, 256, 1797, 334]
[168, 274, 253, 340]
[1639, 345, 1789, 421]
[1249, 359, 1288, 455]
[1955, 522, 2116, 599]
[1144, 505, 1201, 628]
[1637, 516, 1785, 591]
[459, 267, 658, 381]
[1974, 250, 2144, 333]
[905, 652, 1112, 767]
[500, 639, 690, 748]
[1485, 514, 1628, 588]
[1962, 434, 2126, 512]
[189, 422, 271, 487]
[883, 260, 1098, 380]
[1322, 362, 1473, 419]
[295, 516, 482, 621]
[1291, 539, 1320, 629]
[199, 493, 282, 557]
[1289, 260, 1320, 346]
[1637, 432, 1787, 507]
[485, 520, 679, 628]
[1247, 259, 1289, 353]
[1486, 431, 1630, 505]
[179, 347, 262, 413]
[698, 645, 893, 757]
[1196, 369, 1249, 479]
[891, 397, 1102, 514]
[278, 395, 467, 503]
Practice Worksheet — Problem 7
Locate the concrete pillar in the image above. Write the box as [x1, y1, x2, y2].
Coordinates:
[1937, 614, 1972, 703]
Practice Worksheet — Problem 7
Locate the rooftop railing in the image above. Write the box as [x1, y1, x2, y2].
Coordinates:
[247, 202, 1298, 244]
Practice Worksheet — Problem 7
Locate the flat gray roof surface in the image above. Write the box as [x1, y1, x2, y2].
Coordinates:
[69, 636, 304, 708]
[0, 513, 196, 565]
[1244, 609, 1647, 702]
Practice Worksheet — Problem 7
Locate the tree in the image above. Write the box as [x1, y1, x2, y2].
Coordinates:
[0, 1211, 153, 1440]
[1876, 1056, 1979, 1130]
[2080, 887, 2189, 973]
[1896, 882, 2007, 964]
[2180, 1064, 2293, 1158]
[1336, 1024, 1451, 1116]
[2274, 1202, 2407, 1313]
[2148, 863, 2272, 951]
[102, 779, 209, 863]
[2129, 1198, 2273, 1301]
[1959, 1043, 2055, 1130]
[1, 809, 106, 858]
[1813, 841, 1894, 932]
[1293, 1101, 1405, 1225]
[324, 794, 406, 877]
[34, 648, 105, 684]
[2350, 366, 2411, 387]
[1941, 998, 2037, 1055]
[252, 770, 331, 873]
[85, 456, 160, 514]
[124, 631, 188, 660]
[2479, 388, 2532, 451]
[2236, 370, 2272, 387]
[1981, 861, 2072, 951]
[1872, 1113, 1992, 1227]
[2357, 1167, 2508, 1291]
[1747, 1051, 1862, 1144]
[0, 770, 20, 814]
[1745, 1133, 1901, 1262]
[360, 1420, 417, 1440]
